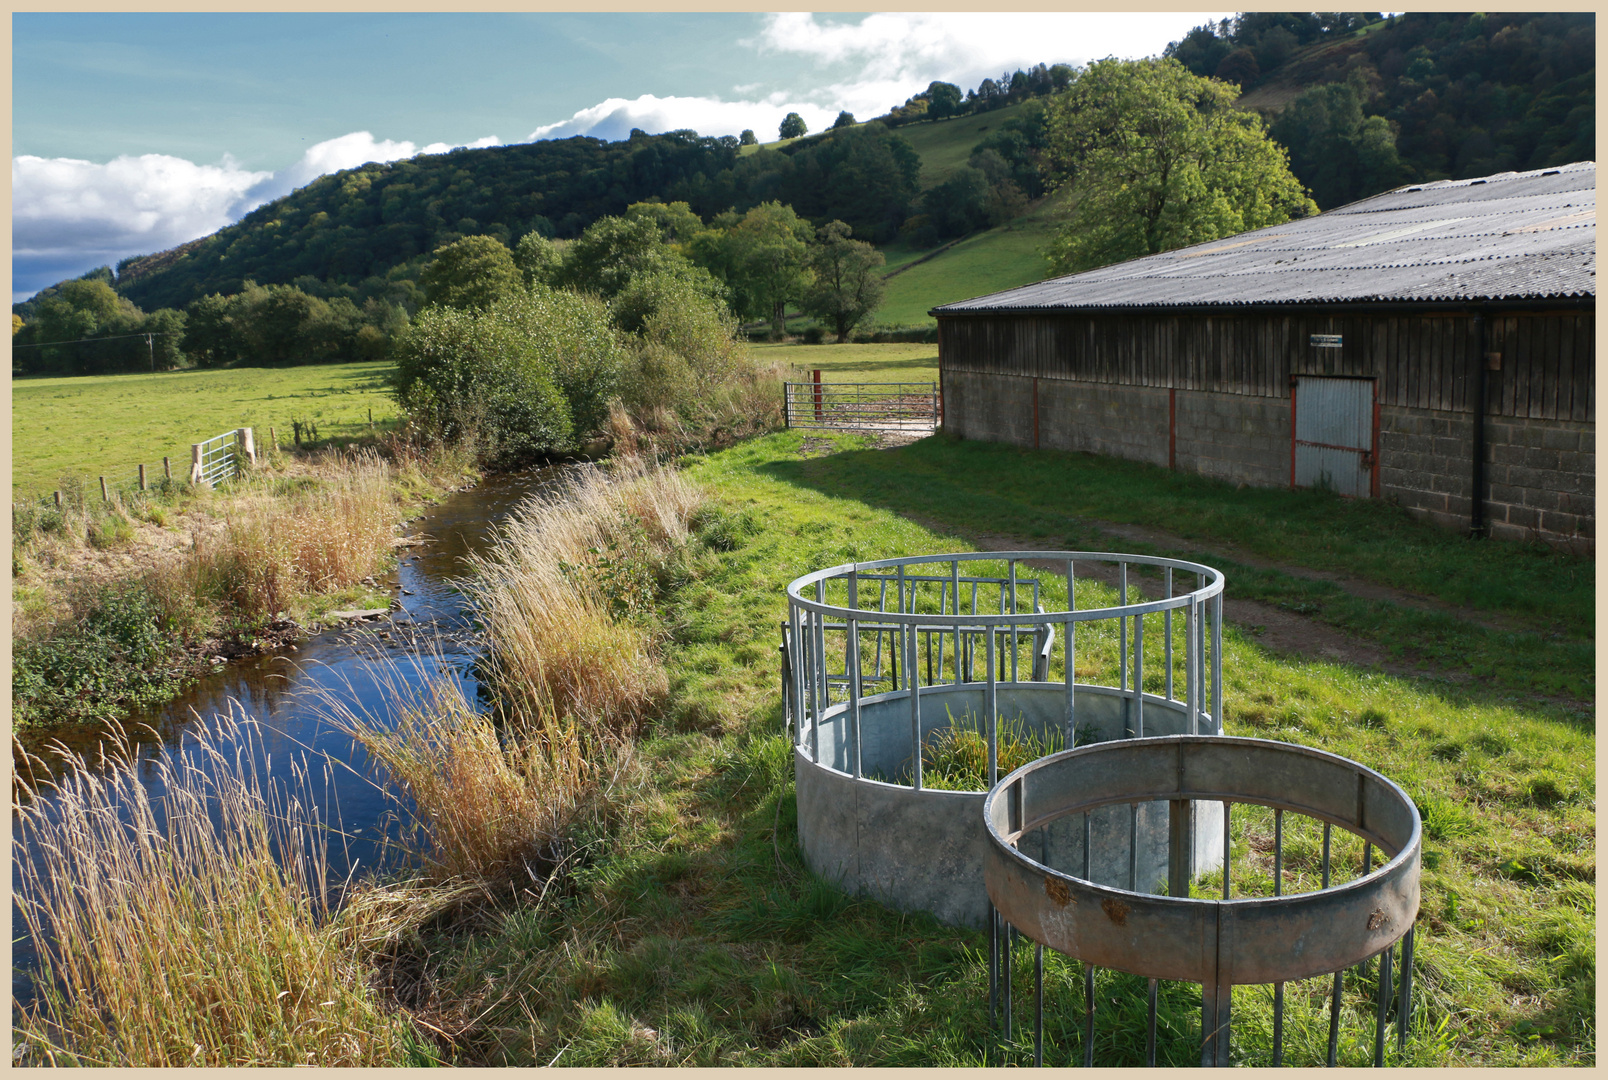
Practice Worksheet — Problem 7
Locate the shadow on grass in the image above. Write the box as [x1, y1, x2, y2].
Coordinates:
[755, 437, 1593, 717]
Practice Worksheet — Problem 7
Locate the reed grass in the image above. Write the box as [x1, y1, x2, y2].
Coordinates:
[320, 659, 626, 887]
[12, 711, 406, 1066]
[465, 457, 703, 736]
[190, 449, 399, 618]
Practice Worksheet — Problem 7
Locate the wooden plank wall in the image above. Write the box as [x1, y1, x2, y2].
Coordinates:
[937, 311, 1594, 422]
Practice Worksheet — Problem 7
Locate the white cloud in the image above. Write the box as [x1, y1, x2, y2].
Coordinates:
[529, 94, 836, 143]
[13, 130, 502, 300]
[535, 12, 1234, 141]
[13, 152, 270, 299]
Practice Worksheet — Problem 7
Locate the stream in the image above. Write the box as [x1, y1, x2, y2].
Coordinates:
[12, 466, 560, 1009]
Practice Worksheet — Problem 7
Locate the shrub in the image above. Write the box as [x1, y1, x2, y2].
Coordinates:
[395, 285, 629, 466]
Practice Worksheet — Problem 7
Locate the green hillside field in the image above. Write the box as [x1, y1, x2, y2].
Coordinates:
[871, 188, 1067, 327]
[11, 361, 400, 499]
[887, 101, 1037, 188]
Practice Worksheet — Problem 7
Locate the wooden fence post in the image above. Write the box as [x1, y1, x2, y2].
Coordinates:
[190, 443, 205, 486]
[100, 477, 108, 502]
[139, 463, 147, 491]
[164, 456, 171, 480]
[238, 427, 257, 466]
[269, 427, 277, 452]
[54, 491, 62, 509]
[813, 369, 824, 423]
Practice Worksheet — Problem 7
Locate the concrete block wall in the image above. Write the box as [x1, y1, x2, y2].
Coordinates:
[1379, 405, 1593, 550]
[1034, 378, 1169, 466]
[944, 374, 1593, 552]
[1174, 390, 1291, 487]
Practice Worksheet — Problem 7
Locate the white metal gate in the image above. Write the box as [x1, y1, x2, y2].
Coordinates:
[1292, 376, 1376, 497]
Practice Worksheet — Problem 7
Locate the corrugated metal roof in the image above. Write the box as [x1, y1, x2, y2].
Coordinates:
[933, 161, 1595, 313]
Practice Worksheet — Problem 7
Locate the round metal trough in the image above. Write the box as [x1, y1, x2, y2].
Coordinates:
[785, 551, 1226, 930]
[982, 736, 1423, 1066]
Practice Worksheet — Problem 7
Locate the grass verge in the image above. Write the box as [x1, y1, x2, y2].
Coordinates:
[369, 430, 1591, 1066]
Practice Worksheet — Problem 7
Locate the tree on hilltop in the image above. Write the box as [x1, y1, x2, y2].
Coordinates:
[779, 112, 808, 139]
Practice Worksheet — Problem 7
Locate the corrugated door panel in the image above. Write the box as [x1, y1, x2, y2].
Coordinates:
[1294, 376, 1373, 497]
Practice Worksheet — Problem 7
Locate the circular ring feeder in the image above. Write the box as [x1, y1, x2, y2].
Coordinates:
[983, 735, 1423, 1066]
[785, 551, 1227, 929]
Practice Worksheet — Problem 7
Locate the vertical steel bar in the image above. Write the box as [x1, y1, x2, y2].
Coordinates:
[1222, 801, 1232, 898]
[936, 581, 947, 683]
[802, 608, 816, 756]
[1374, 942, 1393, 1067]
[1035, 944, 1044, 1067]
[1211, 589, 1224, 733]
[1328, 969, 1344, 1068]
[1274, 808, 1285, 1065]
[1324, 822, 1340, 1067]
[1119, 562, 1128, 693]
[1128, 802, 1139, 891]
[810, 610, 824, 763]
[1004, 923, 1014, 1043]
[986, 629, 998, 786]
[951, 561, 961, 683]
[908, 619, 922, 791]
[1398, 927, 1415, 1052]
[1146, 978, 1158, 1067]
[1083, 961, 1095, 1068]
[847, 571, 863, 779]
[1065, 560, 1076, 745]
[1186, 599, 1200, 735]
[1133, 610, 1145, 737]
[1168, 800, 1193, 898]
[1164, 567, 1174, 700]
[989, 903, 999, 1024]
[1009, 559, 1019, 683]
[896, 564, 907, 689]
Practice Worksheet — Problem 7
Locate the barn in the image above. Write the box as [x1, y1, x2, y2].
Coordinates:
[932, 161, 1595, 552]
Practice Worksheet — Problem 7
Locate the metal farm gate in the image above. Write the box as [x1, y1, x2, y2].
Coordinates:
[784, 374, 939, 433]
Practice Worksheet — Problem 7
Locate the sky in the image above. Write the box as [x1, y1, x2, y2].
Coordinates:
[12, 11, 1234, 302]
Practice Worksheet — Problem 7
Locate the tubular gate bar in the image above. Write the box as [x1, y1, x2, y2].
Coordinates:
[783, 380, 939, 431]
[190, 428, 255, 487]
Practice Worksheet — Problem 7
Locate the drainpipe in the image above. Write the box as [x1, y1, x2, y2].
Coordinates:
[1470, 307, 1488, 538]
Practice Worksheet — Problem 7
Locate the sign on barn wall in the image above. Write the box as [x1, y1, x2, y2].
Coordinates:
[1309, 334, 1344, 348]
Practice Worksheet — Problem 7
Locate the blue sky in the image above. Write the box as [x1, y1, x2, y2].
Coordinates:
[13, 12, 1232, 301]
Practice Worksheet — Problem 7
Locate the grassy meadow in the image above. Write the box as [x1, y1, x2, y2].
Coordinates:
[11, 360, 401, 498]
[749, 341, 938, 385]
[344, 430, 1589, 1066]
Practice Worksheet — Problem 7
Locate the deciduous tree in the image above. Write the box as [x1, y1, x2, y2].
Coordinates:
[802, 221, 886, 342]
[419, 235, 523, 311]
[1043, 57, 1316, 275]
[779, 112, 808, 139]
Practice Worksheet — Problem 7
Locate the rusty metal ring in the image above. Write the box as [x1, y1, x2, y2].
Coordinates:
[983, 735, 1421, 986]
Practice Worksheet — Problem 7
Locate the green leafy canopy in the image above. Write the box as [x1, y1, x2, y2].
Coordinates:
[1043, 57, 1317, 275]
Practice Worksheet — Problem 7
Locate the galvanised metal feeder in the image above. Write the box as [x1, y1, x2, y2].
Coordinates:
[982, 736, 1423, 1067]
[784, 551, 1226, 929]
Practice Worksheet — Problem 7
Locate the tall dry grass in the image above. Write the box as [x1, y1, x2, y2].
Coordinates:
[12, 712, 407, 1067]
[326, 460, 702, 889]
[465, 457, 703, 736]
[190, 449, 399, 617]
[319, 659, 621, 886]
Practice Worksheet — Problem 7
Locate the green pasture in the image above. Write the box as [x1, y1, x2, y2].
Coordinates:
[420, 430, 1592, 1065]
[749, 342, 938, 385]
[890, 101, 1038, 188]
[11, 361, 400, 498]
[872, 190, 1067, 327]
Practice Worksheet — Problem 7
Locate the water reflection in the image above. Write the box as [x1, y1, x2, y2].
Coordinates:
[13, 466, 560, 1008]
